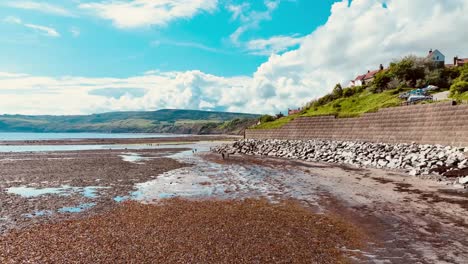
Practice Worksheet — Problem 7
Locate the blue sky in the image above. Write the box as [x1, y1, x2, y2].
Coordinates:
[0, 0, 337, 77]
[0, 0, 467, 115]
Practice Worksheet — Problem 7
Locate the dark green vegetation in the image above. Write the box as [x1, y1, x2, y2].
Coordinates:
[0, 109, 260, 135]
[256, 56, 468, 129]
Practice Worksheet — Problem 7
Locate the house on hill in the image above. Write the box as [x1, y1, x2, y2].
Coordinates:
[350, 64, 384, 87]
[288, 108, 302, 115]
[427, 49, 445, 67]
[452, 56, 468, 67]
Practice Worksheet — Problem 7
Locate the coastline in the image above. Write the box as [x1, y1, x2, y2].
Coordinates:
[0, 134, 241, 146]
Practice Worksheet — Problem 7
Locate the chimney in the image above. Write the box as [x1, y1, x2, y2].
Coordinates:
[367, 70, 370, 73]
[429, 49, 433, 55]
[454, 56, 458, 66]
[379, 64, 384, 71]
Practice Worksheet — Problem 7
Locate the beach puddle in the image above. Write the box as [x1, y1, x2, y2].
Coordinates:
[58, 203, 96, 213]
[6, 185, 109, 198]
[119, 153, 154, 164]
[24, 210, 54, 218]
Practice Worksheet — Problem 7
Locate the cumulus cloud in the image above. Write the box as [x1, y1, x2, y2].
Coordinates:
[4, 1, 75, 17]
[1, 0, 468, 115]
[0, 71, 251, 115]
[249, 0, 468, 111]
[79, 0, 218, 29]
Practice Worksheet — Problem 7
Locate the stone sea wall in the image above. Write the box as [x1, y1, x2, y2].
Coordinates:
[213, 139, 468, 187]
[246, 102, 468, 147]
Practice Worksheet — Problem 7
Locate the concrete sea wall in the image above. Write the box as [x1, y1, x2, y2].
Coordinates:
[246, 102, 468, 147]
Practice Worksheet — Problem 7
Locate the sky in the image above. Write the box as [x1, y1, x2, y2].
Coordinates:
[0, 0, 467, 115]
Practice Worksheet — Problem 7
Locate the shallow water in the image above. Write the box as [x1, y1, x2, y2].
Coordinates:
[6, 185, 109, 198]
[118, 143, 319, 206]
[24, 210, 53, 218]
[58, 203, 97, 213]
[119, 153, 154, 163]
[0, 132, 188, 141]
[0, 143, 186, 153]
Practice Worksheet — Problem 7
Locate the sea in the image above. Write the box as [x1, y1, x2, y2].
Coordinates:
[0, 132, 189, 153]
[0, 132, 186, 141]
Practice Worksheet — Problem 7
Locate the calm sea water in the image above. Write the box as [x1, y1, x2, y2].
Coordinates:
[0, 132, 187, 141]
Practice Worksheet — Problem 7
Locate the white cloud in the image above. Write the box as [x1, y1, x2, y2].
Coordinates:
[70, 27, 80, 37]
[0, 71, 252, 115]
[247, 0, 468, 112]
[3, 16, 22, 24]
[1, 0, 468, 116]
[228, 0, 280, 44]
[3, 16, 60, 37]
[151, 39, 227, 54]
[24, 23, 60, 37]
[80, 0, 218, 29]
[246, 34, 305, 55]
[4, 1, 75, 17]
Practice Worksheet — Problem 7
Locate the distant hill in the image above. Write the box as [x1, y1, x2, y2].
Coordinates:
[0, 109, 261, 135]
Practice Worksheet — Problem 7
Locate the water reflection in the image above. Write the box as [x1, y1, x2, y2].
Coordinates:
[6, 185, 109, 198]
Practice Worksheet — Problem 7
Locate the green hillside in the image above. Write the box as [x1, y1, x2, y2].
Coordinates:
[0, 109, 260, 134]
[256, 55, 468, 130]
[255, 88, 405, 129]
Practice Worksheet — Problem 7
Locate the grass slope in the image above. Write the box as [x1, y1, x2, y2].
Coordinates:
[255, 89, 405, 129]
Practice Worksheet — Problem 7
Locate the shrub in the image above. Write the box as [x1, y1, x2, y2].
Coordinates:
[332, 102, 341, 109]
[259, 115, 275, 123]
[450, 81, 468, 96]
[342, 87, 355, 97]
[456, 71, 468, 83]
[314, 94, 334, 107]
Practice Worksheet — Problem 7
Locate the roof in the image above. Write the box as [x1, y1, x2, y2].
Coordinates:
[363, 69, 380, 80]
[427, 49, 443, 59]
[353, 69, 382, 82]
[354, 74, 366, 81]
[456, 58, 468, 64]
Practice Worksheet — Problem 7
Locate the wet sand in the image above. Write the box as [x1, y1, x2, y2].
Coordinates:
[0, 148, 187, 233]
[205, 154, 468, 263]
[0, 141, 467, 263]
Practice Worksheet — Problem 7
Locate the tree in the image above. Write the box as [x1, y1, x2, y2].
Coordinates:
[332, 83, 343, 99]
[389, 56, 426, 87]
[450, 81, 468, 97]
[371, 70, 393, 93]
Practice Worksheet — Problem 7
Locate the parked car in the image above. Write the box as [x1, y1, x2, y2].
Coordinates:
[407, 94, 433, 103]
[423, 85, 439, 92]
[399, 88, 429, 99]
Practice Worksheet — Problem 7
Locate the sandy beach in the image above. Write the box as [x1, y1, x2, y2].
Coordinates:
[0, 139, 467, 263]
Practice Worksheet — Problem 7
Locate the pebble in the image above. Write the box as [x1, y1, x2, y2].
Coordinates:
[213, 139, 468, 186]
